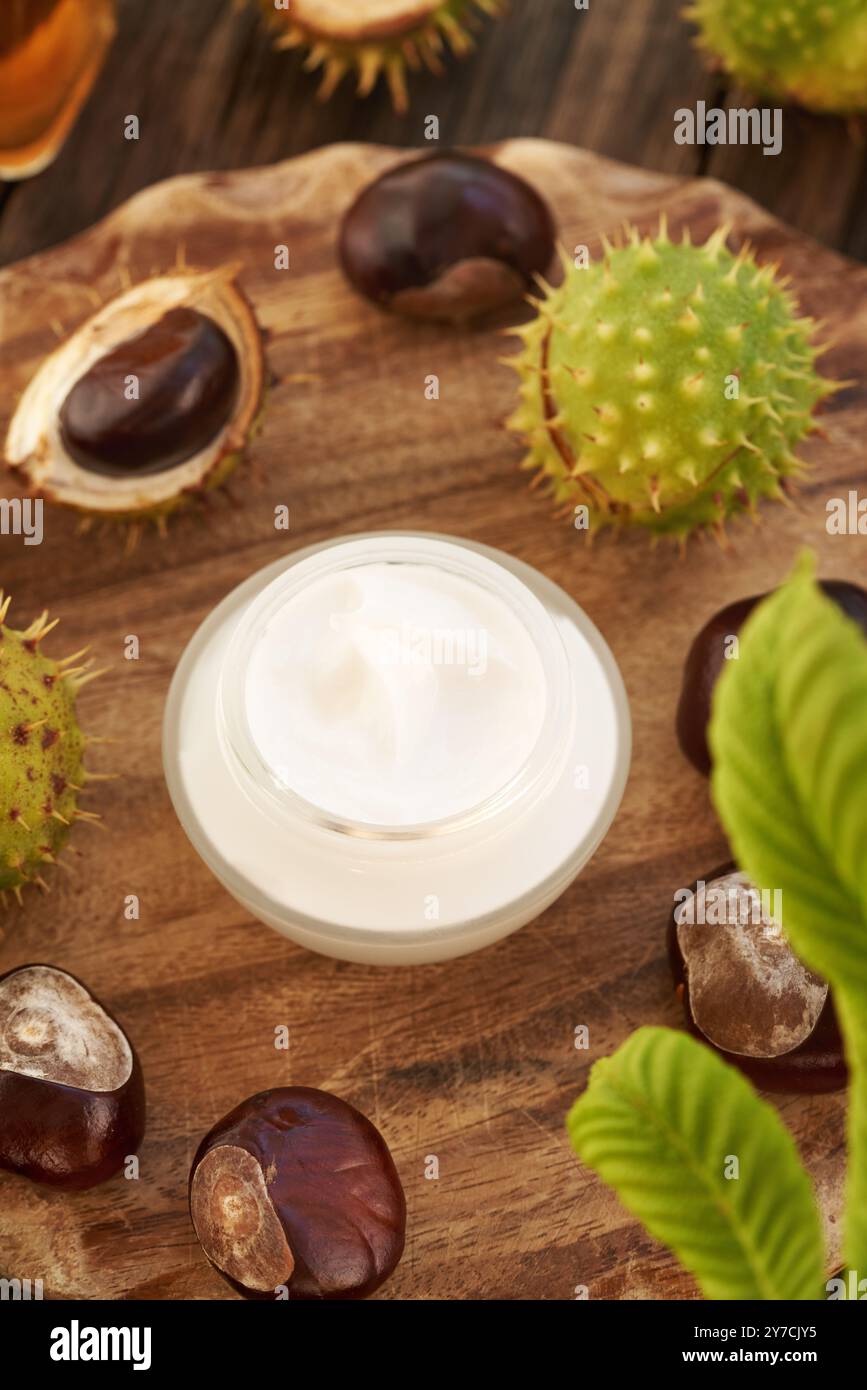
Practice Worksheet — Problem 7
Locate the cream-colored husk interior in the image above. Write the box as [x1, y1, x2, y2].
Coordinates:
[288, 1, 442, 43]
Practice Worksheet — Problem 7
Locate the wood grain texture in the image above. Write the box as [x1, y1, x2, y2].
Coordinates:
[2, 0, 867, 267]
[0, 138, 863, 1300]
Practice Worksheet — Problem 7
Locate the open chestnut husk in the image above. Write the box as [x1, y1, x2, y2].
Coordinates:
[669, 865, 846, 1092]
[339, 151, 556, 323]
[189, 1087, 406, 1300]
[0, 964, 145, 1188]
[6, 263, 265, 527]
[253, 0, 507, 113]
[677, 580, 867, 775]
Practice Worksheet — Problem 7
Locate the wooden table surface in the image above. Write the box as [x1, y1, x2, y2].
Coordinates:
[1, 133, 863, 1300]
[2, 0, 867, 268]
[0, 1, 864, 1304]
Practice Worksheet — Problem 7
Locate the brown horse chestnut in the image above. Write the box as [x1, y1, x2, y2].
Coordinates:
[59, 306, 240, 478]
[677, 580, 867, 775]
[339, 151, 556, 323]
[0, 964, 145, 1188]
[669, 865, 846, 1092]
[189, 1087, 406, 1300]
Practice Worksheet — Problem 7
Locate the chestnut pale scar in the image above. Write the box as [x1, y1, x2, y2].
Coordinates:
[191, 1145, 294, 1293]
[0, 965, 132, 1091]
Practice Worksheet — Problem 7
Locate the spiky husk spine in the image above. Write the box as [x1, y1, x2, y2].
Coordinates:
[257, 0, 506, 112]
[505, 222, 838, 543]
[0, 595, 101, 908]
[686, 0, 867, 115]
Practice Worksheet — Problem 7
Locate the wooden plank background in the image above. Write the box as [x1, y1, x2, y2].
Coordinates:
[2, 0, 867, 267]
[0, 1, 865, 1302]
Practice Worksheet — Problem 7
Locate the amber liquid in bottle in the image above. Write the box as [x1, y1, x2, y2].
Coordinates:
[0, 0, 116, 179]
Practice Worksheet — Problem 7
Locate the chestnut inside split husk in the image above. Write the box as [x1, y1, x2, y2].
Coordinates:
[59, 306, 240, 478]
[668, 865, 846, 1092]
[5, 264, 265, 525]
[0, 964, 145, 1188]
[190, 1087, 406, 1300]
[339, 151, 556, 323]
[677, 580, 867, 775]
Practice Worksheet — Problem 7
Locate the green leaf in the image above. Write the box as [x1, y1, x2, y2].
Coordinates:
[710, 556, 867, 994]
[567, 1027, 824, 1300]
[710, 553, 867, 1273]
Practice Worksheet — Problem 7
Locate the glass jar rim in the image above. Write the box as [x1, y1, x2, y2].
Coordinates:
[218, 534, 573, 842]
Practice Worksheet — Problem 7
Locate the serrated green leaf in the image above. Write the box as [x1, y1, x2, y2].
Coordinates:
[567, 1027, 824, 1300]
[710, 553, 867, 1273]
[711, 556, 867, 993]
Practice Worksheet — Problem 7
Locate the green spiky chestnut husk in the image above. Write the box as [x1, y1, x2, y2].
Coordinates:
[687, 0, 867, 115]
[0, 595, 99, 908]
[256, 0, 506, 113]
[506, 223, 838, 542]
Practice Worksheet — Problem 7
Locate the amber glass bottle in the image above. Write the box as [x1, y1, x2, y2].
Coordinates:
[0, 0, 116, 179]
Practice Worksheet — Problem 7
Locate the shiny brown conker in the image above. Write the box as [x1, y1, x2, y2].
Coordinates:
[59, 306, 239, 477]
[676, 580, 867, 775]
[189, 1087, 406, 1300]
[0, 964, 146, 1188]
[668, 864, 846, 1092]
[339, 151, 556, 323]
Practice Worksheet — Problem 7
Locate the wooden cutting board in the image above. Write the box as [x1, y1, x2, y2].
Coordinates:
[0, 139, 864, 1301]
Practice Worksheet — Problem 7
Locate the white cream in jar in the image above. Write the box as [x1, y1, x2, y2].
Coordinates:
[163, 534, 631, 964]
[243, 561, 547, 828]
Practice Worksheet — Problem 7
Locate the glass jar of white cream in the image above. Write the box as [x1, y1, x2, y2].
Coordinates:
[162, 533, 631, 964]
